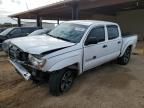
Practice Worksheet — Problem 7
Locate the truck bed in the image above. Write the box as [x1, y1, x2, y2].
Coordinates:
[120, 34, 138, 57]
[122, 33, 136, 38]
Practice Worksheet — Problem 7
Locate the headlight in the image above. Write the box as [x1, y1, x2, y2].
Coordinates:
[28, 54, 46, 69]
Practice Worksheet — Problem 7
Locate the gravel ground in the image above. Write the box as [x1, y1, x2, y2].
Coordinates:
[0, 55, 144, 108]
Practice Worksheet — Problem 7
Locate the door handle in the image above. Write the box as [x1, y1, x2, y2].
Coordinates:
[118, 41, 121, 44]
[103, 45, 107, 48]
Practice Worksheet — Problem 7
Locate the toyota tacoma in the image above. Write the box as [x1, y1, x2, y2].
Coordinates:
[8, 20, 137, 96]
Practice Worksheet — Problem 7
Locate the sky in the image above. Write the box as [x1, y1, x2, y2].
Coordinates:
[0, 0, 63, 16]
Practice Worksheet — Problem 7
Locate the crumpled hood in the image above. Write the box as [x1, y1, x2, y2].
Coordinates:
[10, 35, 75, 54]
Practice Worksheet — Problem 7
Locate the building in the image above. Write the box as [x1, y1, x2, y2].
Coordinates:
[9, 0, 144, 41]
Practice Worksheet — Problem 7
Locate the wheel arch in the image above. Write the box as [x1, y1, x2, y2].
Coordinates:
[120, 42, 133, 57]
[48, 55, 81, 75]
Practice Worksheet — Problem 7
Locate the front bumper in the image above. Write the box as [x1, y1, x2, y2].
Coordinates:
[9, 60, 31, 80]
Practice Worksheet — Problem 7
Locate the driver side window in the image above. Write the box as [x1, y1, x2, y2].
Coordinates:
[9, 28, 21, 37]
[85, 26, 105, 45]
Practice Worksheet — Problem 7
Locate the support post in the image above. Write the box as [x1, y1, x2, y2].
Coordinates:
[17, 17, 21, 27]
[143, 34, 144, 55]
[57, 18, 60, 25]
[72, 2, 79, 20]
[36, 16, 42, 28]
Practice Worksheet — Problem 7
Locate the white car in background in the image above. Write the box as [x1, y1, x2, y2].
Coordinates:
[8, 20, 137, 96]
[2, 28, 52, 53]
[28, 28, 51, 36]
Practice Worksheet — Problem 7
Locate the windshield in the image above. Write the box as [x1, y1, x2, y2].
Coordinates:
[0, 28, 13, 36]
[48, 23, 88, 43]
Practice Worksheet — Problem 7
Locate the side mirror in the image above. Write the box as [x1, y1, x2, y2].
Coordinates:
[85, 37, 98, 45]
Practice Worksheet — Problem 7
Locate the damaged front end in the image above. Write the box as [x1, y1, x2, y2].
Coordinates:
[8, 45, 48, 81]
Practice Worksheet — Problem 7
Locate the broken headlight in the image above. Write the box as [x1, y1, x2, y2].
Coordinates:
[28, 54, 46, 69]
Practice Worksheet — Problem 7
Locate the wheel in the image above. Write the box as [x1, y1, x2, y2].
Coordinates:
[49, 69, 75, 96]
[118, 47, 132, 65]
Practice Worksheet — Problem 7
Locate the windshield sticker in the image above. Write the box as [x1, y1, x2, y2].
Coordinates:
[75, 27, 86, 32]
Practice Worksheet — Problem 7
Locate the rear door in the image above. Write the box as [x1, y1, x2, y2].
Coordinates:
[106, 25, 122, 59]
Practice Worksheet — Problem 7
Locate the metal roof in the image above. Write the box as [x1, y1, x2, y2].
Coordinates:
[9, 0, 144, 20]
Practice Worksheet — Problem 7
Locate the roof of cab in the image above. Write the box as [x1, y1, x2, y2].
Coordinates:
[66, 20, 117, 26]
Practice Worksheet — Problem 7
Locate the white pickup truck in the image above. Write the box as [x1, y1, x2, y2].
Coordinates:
[8, 20, 137, 96]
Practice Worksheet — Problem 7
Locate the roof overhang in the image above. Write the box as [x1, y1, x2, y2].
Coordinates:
[9, 0, 144, 20]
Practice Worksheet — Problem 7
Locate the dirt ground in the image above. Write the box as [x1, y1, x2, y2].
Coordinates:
[0, 54, 144, 108]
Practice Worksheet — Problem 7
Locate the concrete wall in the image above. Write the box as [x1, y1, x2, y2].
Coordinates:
[117, 9, 144, 41]
[91, 9, 144, 41]
[91, 14, 117, 22]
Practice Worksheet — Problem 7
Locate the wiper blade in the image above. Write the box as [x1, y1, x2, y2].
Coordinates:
[47, 33, 54, 37]
[47, 34, 74, 43]
[55, 37, 72, 43]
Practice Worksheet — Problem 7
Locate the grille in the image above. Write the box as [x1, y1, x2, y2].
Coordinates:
[9, 45, 28, 62]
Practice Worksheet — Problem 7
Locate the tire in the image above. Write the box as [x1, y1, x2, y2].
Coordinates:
[118, 47, 132, 65]
[49, 69, 75, 96]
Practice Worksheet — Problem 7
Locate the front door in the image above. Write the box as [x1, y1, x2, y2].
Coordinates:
[83, 26, 108, 71]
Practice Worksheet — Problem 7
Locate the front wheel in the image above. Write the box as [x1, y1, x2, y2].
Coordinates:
[49, 69, 75, 96]
[118, 47, 132, 65]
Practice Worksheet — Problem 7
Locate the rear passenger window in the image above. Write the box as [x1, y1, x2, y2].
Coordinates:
[87, 26, 105, 43]
[10, 28, 21, 35]
[21, 28, 36, 34]
[107, 25, 119, 40]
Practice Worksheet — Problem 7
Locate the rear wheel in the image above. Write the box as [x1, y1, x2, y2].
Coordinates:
[118, 47, 132, 65]
[49, 69, 75, 96]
